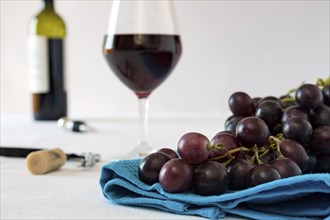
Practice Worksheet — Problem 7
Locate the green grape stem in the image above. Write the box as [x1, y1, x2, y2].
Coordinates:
[253, 146, 264, 165]
[208, 146, 251, 161]
[221, 157, 235, 167]
[268, 136, 285, 159]
[285, 88, 298, 97]
[206, 143, 224, 151]
[316, 77, 330, 88]
[248, 154, 256, 165]
[207, 134, 286, 165]
[258, 145, 269, 153]
[259, 148, 271, 158]
[281, 97, 295, 104]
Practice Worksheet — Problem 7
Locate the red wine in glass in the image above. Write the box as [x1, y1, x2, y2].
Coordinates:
[103, 34, 182, 98]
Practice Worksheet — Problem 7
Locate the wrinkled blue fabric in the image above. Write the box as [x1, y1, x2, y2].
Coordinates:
[99, 159, 330, 220]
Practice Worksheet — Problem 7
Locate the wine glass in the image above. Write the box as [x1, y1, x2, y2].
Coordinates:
[103, 0, 182, 158]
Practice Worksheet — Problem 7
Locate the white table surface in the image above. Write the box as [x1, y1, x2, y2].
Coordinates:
[1, 113, 245, 220]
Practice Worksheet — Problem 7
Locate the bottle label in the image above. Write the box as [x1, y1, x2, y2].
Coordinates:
[28, 36, 66, 93]
[28, 36, 50, 93]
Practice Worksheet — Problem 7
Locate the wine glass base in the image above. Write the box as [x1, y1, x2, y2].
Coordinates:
[129, 142, 153, 157]
[113, 143, 153, 160]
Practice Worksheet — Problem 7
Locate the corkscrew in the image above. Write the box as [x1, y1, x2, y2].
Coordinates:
[0, 147, 101, 169]
[57, 117, 94, 132]
[66, 151, 101, 168]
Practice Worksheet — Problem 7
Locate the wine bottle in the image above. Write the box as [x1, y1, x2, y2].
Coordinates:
[28, 0, 67, 120]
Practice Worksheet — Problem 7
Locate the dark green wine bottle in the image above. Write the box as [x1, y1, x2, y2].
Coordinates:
[28, 0, 67, 120]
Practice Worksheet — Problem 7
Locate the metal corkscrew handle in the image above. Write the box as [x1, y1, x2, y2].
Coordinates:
[57, 117, 87, 132]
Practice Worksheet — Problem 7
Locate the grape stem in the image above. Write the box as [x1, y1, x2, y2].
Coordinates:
[285, 88, 298, 97]
[248, 154, 256, 165]
[253, 146, 263, 165]
[221, 145, 235, 160]
[206, 143, 224, 151]
[259, 148, 271, 158]
[208, 146, 251, 161]
[221, 157, 235, 167]
[207, 134, 286, 165]
[206, 143, 236, 159]
[258, 145, 269, 153]
[281, 97, 295, 104]
[268, 136, 285, 159]
[316, 77, 330, 88]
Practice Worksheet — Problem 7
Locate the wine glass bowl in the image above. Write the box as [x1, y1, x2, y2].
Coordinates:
[103, 0, 182, 157]
[103, 34, 182, 98]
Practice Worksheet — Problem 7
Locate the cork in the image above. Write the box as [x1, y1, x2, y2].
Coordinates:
[26, 148, 67, 174]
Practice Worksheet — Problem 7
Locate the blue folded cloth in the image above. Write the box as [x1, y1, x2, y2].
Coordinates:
[99, 159, 330, 220]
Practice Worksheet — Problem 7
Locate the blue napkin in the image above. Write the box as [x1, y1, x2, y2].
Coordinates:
[99, 159, 330, 220]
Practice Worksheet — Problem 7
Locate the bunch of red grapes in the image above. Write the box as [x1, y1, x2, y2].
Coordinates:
[138, 78, 330, 196]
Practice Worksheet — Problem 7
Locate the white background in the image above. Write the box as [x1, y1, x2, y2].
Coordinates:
[1, 0, 329, 118]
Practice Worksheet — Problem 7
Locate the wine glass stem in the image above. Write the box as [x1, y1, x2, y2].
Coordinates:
[138, 97, 149, 147]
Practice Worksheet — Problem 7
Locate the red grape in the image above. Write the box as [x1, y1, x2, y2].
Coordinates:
[315, 154, 330, 173]
[281, 105, 309, 124]
[177, 132, 210, 165]
[295, 84, 323, 110]
[282, 117, 312, 145]
[309, 104, 330, 128]
[159, 158, 193, 193]
[192, 161, 229, 195]
[138, 152, 171, 185]
[323, 85, 330, 106]
[271, 158, 301, 178]
[252, 97, 262, 109]
[225, 115, 245, 133]
[258, 96, 283, 108]
[157, 148, 179, 159]
[279, 139, 309, 171]
[228, 92, 255, 116]
[227, 159, 254, 190]
[310, 126, 330, 154]
[236, 116, 270, 148]
[209, 132, 241, 162]
[255, 100, 283, 128]
[248, 164, 281, 187]
[304, 153, 317, 174]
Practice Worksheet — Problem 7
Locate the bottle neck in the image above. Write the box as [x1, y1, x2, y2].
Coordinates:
[43, 0, 54, 10]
